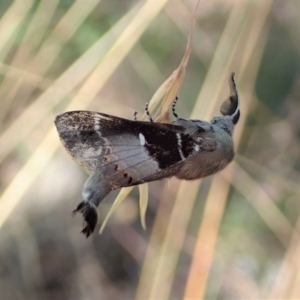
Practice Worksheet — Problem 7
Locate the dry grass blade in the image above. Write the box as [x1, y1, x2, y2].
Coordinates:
[0, 129, 58, 229]
[99, 187, 134, 234]
[0, 1, 141, 164]
[139, 184, 149, 230]
[128, 48, 165, 94]
[134, 0, 199, 298]
[103, 0, 197, 233]
[59, 0, 171, 110]
[134, 1, 274, 299]
[267, 213, 300, 298]
[0, 0, 100, 123]
[165, 0, 214, 67]
[224, 162, 297, 247]
[238, 154, 300, 195]
[135, 179, 201, 300]
[184, 1, 273, 298]
[0, 0, 34, 59]
[1, 1, 298, 299]
[133, 16, 193, 227]
[0, 0, 59, 123]
[154, 0, 199, 123]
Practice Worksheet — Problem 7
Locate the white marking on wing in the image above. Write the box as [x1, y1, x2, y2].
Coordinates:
[93, 117, 101, 130]
[82, 147, 102, 158]
[139, 133, 146, 146]
[176, 132, 185, 160]
[95, 114, 112, 121]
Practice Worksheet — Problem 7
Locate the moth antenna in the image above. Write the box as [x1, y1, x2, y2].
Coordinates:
[133, 111, 138, 121]
[145, 103, 153, 122]
[172, 96, 179, 119]
[220, 72, 240, 124]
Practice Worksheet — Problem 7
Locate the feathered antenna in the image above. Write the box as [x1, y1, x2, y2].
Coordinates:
[220, 72, 240, 124]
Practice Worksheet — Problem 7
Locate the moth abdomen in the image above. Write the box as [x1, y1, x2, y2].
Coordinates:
[73, 174, 113, 237]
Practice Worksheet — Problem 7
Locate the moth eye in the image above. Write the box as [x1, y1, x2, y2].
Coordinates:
[124, 172, 129, 178]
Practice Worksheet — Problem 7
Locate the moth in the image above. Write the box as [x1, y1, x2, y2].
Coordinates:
[55, 73, 240, 237]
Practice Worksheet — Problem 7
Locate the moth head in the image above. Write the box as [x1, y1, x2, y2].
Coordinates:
[211, 72, 240, 135]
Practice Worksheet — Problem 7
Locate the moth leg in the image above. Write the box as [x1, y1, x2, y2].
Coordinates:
[73, 174, 112, 237]
[172, 96, 179, 119]
[133, 111, 138, 121]
[145, 103, 153, 122]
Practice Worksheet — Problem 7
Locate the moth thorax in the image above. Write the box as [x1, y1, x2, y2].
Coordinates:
[211, 116, 234, 136]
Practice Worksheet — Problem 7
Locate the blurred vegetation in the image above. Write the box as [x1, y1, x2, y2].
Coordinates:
[0, 0, 300, 299]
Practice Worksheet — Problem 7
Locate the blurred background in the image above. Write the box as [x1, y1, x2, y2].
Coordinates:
[0, 0, 299, 299]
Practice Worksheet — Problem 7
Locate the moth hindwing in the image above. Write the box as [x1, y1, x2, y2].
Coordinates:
[55, 72, 240, 237]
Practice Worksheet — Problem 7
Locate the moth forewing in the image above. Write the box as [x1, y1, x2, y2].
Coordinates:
[55, 73, 240, 237]
[55, 112, 191, 236]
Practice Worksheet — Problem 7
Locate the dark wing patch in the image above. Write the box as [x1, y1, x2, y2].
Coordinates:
[55, 111, 214, 186]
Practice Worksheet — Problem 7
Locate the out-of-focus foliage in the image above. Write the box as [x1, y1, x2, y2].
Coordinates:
[0, 0, 300, 299]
